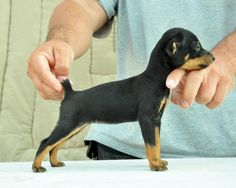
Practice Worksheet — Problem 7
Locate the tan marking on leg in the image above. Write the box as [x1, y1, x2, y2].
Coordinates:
[157, 97, 168, 114]
[33, 145, 55, 172]
[155, 127, 161, 159]
[181, 54, 214, 70]
[145, 128, 168, 171]
[33, 124, 88, 172]
[50, 124, 87, 167]
[50, 140, 66, 167]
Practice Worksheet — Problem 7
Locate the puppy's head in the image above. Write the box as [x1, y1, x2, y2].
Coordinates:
[163, 28, 215, 70]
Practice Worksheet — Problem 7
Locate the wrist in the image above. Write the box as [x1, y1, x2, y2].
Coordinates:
[211, 47, 236, 76]
[211, 31, 236, 75]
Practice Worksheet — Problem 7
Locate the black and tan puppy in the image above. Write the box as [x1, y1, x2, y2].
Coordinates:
[32, 28, 215, 172]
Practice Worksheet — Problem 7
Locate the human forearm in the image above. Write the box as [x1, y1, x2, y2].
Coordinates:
[46, 0, 107, 58]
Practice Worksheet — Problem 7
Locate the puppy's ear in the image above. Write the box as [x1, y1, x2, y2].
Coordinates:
[165, 33, 184, 56]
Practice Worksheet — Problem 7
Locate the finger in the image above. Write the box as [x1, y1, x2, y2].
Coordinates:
[29, 69, 63, 100]
[169, 76, 192, 109]
[170, 88, 188, 107]
[207, 81, 230, 109]
[38, 51, 55, 67]
[170, 91, 180, 105]
[33, 55, 63, 91]
[166, 68, 186, 89]
[182, 71, 205, 106]
[27, 67, 43, 90]
[38, 84, 63, 100]
[195, 75, 218, 104]
[54, 45, 73, 76]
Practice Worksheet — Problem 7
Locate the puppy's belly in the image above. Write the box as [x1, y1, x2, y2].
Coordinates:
[86, 102, 138, 124]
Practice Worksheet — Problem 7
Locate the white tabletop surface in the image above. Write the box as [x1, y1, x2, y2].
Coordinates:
[0, 158, 236, 188]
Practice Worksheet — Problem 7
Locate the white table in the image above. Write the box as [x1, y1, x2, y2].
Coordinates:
[0, 158, 236, 188]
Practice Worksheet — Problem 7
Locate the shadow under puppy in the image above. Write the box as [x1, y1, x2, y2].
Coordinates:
[32, 28, 215, 172]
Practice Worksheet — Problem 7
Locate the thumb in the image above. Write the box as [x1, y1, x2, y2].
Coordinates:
[54, 54, 70, 77]
[166, 68, 186, 89]
[54, 45, 74, 77]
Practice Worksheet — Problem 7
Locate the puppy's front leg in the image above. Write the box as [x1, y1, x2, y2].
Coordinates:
[138, 109, 168, 171]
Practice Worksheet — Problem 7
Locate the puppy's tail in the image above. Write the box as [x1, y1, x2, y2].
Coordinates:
[61, 79, 74, 95]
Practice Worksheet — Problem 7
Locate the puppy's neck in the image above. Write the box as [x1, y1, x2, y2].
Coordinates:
[143, 45, 172, 84]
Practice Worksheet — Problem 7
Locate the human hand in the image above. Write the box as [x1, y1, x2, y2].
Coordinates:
[166, 56, 235, 109]
[27, 39, 74, 100]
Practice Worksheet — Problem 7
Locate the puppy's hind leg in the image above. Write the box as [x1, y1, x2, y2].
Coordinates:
[49, 140, 66, 168]
[49, 123, 88, 168]
[32, 137, 52, 172]
[32, 121, 86, 173]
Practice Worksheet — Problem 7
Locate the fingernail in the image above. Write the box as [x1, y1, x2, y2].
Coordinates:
[57, 76, 68, 83]
[166, 79, 176, 88]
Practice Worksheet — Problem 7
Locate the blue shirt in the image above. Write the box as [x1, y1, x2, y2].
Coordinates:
[85, 0, 236, 158]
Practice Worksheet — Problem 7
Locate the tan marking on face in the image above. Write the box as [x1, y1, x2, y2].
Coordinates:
[33, 124, 88, 170]
[181, 54, 214, 70]
[184, 54, 190, 61]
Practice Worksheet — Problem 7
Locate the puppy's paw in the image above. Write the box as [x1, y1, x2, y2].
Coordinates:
[149, 159, 168, 171]
[51, 161, 65, 167]
[32, 166, 47, 173]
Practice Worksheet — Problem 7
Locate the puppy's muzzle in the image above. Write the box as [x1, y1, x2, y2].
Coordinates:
[181, 51, 215, 70]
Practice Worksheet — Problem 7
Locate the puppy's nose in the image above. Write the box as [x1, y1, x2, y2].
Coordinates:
[211, 54, 215, 61]
[207, 52, 215, 62]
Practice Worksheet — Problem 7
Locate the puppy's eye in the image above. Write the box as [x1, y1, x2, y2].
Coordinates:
[194, 42, 201, 52]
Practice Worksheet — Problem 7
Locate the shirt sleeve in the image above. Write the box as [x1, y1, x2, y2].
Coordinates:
[93, 0, 118, 38]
